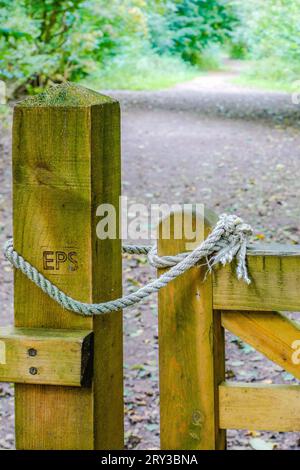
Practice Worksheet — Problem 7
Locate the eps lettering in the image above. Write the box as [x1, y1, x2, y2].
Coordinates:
[43, 251, 78, 271]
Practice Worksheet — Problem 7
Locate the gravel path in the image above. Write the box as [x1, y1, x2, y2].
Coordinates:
[1, 67, 300, 450]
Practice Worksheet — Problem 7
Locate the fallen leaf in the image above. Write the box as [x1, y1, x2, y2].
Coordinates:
[249, 438, 275, 450]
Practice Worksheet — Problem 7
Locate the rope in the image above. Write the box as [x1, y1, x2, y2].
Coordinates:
[3, 214, 253, 316]
[122, 244, 189, 268]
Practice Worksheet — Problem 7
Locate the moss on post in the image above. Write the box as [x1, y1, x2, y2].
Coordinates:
[19, 82, 115, 107]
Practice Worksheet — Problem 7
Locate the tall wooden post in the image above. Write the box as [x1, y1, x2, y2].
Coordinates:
[158, 207, 226, 450]
[12, 84, 123, 449]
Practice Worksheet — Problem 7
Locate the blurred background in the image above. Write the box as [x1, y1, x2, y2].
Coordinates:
[1, 0, 300, 97]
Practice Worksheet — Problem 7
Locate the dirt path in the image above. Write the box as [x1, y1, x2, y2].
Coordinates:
[1, 67, 300, 450]
[173, 60, 262, 93]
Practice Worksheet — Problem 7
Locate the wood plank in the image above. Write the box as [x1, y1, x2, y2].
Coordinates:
[0, 327, 93, 386]
[158, 207, 226, 450]
[221, 310, 300, 380]
[247, 243, 300, 256]
[13, 84, 123, 449]
[213, 244, 300, 311]
[219, 382, 300, 431]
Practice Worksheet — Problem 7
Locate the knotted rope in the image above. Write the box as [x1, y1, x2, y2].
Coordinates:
[3, 214, 252, 316]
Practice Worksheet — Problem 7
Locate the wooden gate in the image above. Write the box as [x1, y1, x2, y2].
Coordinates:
[1, 84, 300, 450]
[158, 208, 300, 450]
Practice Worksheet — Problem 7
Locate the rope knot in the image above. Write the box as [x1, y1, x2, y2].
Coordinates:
[209, 214, 252, 284]
[219, 214, 252, 237]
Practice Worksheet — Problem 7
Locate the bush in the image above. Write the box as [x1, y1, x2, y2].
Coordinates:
[232, 0, 300, 88]
[149, 0, 238, 66]
[0, 0, 149, 95]
[0, 0, 90, 95]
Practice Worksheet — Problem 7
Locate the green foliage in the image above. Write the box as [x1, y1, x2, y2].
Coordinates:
[0, 0, 149, 95]
[228, 38, 248, 60]
[0, 0, 239, 94]
[226, 2, 249, 59]
[166, 0, 238, 65]
[148, 0, 238, 65]
[0, 0, 87, 92]
[243, 0, 300, 63]
[232, 0, 300, 89]
[236, 59, 300, 93]
[82, 46, 198, 90]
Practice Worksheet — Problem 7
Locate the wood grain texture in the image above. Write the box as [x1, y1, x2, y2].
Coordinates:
[158, 207, 225, 450]
[90, 103, 123, 450]
[221, 310, 300, 380]
[213, 312, 226, 449]
[0, 327, 92, 386]
[246, 243, 300, 256]
[12, 86, 123, 449]
[213, 247, 300, 312]
[219, 382, 300, 431]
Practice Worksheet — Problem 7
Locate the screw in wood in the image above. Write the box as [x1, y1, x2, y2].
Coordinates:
[29, 367, 38, 375]
[28, 348, 37, 357]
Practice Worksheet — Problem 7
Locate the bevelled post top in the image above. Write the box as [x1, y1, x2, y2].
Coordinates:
[17, 82, 117, 108]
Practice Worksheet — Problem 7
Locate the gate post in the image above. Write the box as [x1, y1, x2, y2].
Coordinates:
[158, 207, 226, 450]
[12, 84, 123, 449]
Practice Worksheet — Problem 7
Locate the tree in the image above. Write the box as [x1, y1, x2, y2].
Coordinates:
[149, 0, 238, 65]
[0, 0, 149, 95]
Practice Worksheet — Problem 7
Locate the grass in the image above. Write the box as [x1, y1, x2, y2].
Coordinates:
[233, 59, 300, 93]
[234, 75, 298, 93]
[81, 52, 199, 91]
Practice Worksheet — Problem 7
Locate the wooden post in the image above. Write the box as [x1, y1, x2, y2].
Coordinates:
[158, 207, 226, 450]
[12, 84, 123, 449]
